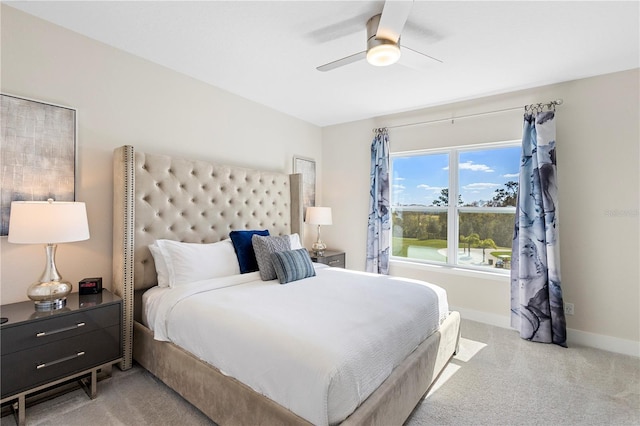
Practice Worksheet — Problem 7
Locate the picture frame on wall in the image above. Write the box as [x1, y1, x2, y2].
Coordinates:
[0, 94, 77, 236]
[293, 156, 316, 218]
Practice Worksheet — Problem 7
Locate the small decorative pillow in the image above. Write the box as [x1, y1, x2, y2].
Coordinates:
[271, 249, 316, 284]
[148, 242, 170, 288]
[252, 234, 291, 281]
[155, 239, 240, 287]
[229, 229, 270, 273]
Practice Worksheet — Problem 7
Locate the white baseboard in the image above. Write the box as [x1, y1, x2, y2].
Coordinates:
[450, 305, 640, 358]
[450, 305, 512, 329]
[566, 328, 640, 358]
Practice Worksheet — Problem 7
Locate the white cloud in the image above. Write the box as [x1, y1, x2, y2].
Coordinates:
[462, 182, 501, 190]
[459, 161, 494, 172]
[393, 184, 406, 190]
[394, 177, 405, 181]
[502, 173, 519, 178]
[417, 184, 444, 192]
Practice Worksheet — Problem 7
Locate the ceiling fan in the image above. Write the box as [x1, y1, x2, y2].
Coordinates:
[316, 0, 442, 72]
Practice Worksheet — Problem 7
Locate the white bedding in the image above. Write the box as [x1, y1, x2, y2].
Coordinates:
[143, 264, 449, 425]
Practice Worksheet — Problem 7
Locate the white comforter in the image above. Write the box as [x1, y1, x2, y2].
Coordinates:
[144, 265, 448, 425]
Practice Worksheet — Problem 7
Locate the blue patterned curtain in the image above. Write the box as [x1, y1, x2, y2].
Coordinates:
[510, 109, 566, 347]
[366, 128, 390, 274]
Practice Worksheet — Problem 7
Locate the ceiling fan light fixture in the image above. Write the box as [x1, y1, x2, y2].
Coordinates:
[366, 41, 401, 67]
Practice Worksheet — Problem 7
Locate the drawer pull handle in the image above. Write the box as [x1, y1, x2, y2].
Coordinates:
[36, 351, 85, 369]
[36, 322, 86, 337]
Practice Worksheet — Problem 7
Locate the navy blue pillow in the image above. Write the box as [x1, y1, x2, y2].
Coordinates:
[229, 230, 270, 273]
[271, 249, 316, 284]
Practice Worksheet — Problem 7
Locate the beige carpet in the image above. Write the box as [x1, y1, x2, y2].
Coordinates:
[2, 319, 638, 426]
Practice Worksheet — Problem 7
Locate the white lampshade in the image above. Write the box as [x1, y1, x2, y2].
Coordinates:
[306, 207, 332, 226]
[8, 200, 90, 244]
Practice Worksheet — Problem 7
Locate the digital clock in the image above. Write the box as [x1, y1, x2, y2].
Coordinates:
[79, 277, 102, 295]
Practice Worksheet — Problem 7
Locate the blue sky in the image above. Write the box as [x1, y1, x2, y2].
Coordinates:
[391, 146, 520, 206]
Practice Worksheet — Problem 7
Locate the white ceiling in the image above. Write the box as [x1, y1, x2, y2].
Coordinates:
[6, 1, 639, 127]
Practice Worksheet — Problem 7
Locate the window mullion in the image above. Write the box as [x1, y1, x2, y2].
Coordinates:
[448, 149, 459, 265]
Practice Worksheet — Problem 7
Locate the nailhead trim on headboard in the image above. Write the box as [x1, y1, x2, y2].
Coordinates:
[112, 145, 135, 370]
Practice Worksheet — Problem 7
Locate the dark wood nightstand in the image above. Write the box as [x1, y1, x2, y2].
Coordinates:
[0, 290, 122, 425]
[309, 250, 346, 268]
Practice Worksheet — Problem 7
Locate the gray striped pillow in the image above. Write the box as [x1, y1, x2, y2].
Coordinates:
[271, 249, 316, 284]
[252, 234, 291, 281]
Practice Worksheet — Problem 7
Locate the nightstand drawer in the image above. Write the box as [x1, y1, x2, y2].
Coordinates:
[1, 324, 121, 398]
[1, 304, 120, 356]
[324, 256, 345, 268]
[310, 250, 346, 268]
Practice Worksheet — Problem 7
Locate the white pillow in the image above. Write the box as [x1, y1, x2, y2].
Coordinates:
[289, 233, 303, 250]
[155, 239, 240, 287]
[149, 242, 171, 288]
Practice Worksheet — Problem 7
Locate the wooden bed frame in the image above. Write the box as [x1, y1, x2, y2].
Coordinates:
[112, 145, 461, 425]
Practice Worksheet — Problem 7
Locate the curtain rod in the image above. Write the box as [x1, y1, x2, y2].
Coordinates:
[375, 99, 563, 132]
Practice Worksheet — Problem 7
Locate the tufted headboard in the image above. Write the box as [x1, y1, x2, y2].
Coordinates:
[112, 145, 303, 369]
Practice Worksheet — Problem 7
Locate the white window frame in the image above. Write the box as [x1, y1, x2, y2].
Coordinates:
[390, 140, 519, 274]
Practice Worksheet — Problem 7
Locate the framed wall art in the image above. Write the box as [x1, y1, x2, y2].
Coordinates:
[293, 156, 316, 218]
[0, 94, 77, 236]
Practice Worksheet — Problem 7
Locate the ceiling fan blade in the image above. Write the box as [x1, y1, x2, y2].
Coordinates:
[403, 46, 443, 63]
[376, 0, 414, 42]
[316, 51, 367, 72]
[398, 45, 443, 71]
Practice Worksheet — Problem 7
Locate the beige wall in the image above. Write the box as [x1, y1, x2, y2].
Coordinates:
[322, 69, 640, 353]
[0, 6, 322, 303]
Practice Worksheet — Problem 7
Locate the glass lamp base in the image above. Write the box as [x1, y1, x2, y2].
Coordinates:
[28, 280, 72, 311]
[34, 298, 67, 311]
[312, 241, 327, 257]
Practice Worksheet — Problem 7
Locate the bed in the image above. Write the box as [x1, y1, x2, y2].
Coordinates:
[112, 145, 461, 425]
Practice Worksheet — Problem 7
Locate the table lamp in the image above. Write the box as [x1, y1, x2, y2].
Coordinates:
[305, 207, 332, 256]
[8, 199, 90, 311]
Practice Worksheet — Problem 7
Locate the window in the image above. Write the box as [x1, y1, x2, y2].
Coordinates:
[391, 142, 520, 272]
